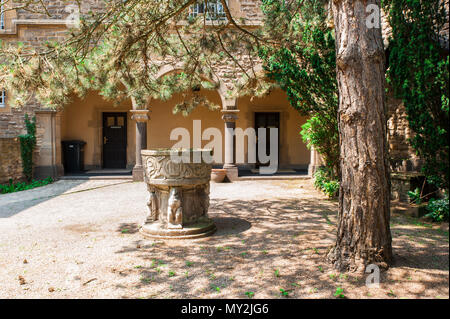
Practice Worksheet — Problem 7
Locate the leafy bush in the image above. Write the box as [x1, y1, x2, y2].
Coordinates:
[314, 167, 339, 198]
[301, 116, 339, 178]
[407, 188, 422, 204]
[0, 177, 53, 194]
[425, 194, 449, 222]
[322, 180, 340, 199]
[313, 167, 329, 189]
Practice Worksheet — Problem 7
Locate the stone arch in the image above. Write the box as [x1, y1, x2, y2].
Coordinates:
[155, 64, 231, 110]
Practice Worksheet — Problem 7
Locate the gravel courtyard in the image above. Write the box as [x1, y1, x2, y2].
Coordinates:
[0, 179, 448, 299]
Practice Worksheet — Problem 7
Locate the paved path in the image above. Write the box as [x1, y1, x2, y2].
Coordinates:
[0, 179, 448, 298]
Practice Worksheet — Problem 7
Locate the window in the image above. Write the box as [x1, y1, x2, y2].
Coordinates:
[189, 0, 226, 21]
[0, 90, 5, 108]
[0, 2, 5, 30]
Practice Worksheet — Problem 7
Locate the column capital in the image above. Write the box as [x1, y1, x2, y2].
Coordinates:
[221, 97, 238, 110]
[131, 109, 150, 122]
[221, 109, 239, 122]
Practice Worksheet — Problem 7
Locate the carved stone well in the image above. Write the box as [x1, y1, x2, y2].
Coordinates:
[140, 149, 216, 239]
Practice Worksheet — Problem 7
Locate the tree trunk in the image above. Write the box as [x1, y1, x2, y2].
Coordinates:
[328, 0, 393, 272]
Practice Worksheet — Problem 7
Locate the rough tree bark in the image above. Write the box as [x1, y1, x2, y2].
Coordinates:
[328, 0, 393, 272]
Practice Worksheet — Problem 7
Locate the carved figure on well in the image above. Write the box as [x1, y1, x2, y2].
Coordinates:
[146, 185, 159, 222]
[168, 187, 183, 229]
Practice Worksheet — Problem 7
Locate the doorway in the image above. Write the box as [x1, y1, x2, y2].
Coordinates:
[255, 112, 280, 168]
[102, 112, 127, 168]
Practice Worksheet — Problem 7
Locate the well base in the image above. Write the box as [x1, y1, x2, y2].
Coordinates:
[140, 219, 216, 239]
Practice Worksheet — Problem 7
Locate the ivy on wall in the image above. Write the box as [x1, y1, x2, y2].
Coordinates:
[18, 114, 36, 182]
[385, 0, 449, 190]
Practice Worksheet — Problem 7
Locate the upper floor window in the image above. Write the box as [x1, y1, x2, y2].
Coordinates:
[0, 3, 5, 30]
[189, 0, 227, 21]
[0, 90, 6, 108]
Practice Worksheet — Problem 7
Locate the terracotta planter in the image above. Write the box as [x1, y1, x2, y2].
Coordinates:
[211, 169, 227, 183]
[140, 149, 216, 239]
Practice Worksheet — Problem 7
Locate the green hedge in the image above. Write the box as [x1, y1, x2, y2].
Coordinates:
[0, 177, 53, 194]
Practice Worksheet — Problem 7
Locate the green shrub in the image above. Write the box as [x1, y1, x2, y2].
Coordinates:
[313, 167, 329, 189]
[0, 177, 53, 194]
[322, 180, 340, 199]
[314, 167, 339, 198]
[301, 116, 339, 178]
[425, 194, 449, 222]
[407, 188, 422, 204]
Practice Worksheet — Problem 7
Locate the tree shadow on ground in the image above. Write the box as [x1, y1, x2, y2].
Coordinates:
[117, 223, 140, 235]
[112, 197, 448, 299]
[212, 217, 252, 236]
[0, 180, 88, 218]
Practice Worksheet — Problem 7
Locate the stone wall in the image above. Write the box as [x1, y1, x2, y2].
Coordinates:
[0, 108, 31, 138]
[10, 0, 262, 22]
[386, 89, 423, 173]
[15, 26, 69, 48]
[391, 172, 428, 203]
[0, 137, 23, 184]
[1, 24, 70, 179]
[12, 0, 106, 20]
[238, 0, 264, 23]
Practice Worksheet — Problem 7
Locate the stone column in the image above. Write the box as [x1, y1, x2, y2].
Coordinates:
[308, 146, 324, 176]
[131, 109, 150, 181]
[34, 110, 59, 180]
[54, 112, 64, 176]
[221, 110, 239, 181]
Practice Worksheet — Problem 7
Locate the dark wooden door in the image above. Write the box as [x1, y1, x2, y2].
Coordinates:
[255, 112, 280, 167]
[103, 112, 127, 169]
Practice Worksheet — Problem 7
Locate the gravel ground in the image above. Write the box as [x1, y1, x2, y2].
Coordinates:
[0, 179, 448, 299]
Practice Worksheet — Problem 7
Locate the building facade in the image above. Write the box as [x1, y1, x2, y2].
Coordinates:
[2, 0, 445, 184]
[1, 0, 316, 182]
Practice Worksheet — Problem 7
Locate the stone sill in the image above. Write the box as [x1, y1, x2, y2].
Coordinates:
[391, 172, 424, 181]
[0, 19, 68, 35]
[391, 201, 428, 218]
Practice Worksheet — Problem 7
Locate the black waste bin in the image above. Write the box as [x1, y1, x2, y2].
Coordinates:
[62, 140, 86, 173]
